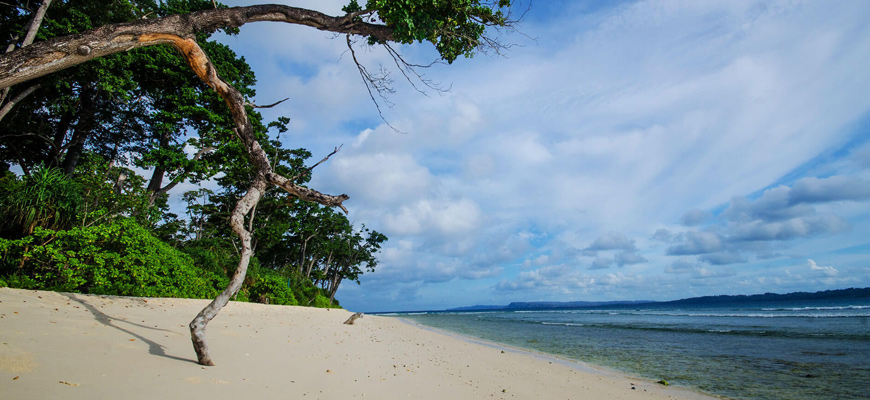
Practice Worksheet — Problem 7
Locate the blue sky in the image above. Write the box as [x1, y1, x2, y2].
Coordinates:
[211, 0, 870, 312]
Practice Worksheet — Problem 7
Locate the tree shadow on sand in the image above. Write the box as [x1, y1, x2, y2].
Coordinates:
[62, 293, 197, 364]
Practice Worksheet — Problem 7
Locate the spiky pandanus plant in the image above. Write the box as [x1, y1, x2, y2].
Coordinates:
[1, 166, 82, 237]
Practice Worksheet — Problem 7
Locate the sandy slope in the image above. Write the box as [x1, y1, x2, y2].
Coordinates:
[0, 288, 721, 399]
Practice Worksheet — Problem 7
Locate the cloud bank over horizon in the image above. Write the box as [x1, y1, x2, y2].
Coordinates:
[218, 0, 870, 311]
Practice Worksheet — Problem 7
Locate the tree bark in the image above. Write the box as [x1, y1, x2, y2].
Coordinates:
[189, 174, 266, 366]
[0, 84, 39, 122]
[0, 3, 380, 367]
[61, 86, 96, 175]
[329, 274, 342, 306]
[0, 5, 393, 90]
[46, 111, 76, 167]
[0, 0, 53, 106]
[139, 33, 349, 365]
[147, 146, 215, 207]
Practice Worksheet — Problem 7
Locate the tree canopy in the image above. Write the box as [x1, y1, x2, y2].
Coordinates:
[0, 0, 518, 366]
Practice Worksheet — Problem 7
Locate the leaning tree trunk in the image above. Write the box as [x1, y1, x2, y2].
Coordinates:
[0, 4, 393, 367]
[189, 174, 266, 366]
[328, 274, 343, 306]
[148, 33, 349, 366]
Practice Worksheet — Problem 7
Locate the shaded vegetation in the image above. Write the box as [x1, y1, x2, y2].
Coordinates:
[0, 0, 390, 308]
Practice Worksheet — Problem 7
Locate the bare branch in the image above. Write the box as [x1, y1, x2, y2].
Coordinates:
[22, 0, 53, 47]
[383, 43, 449, 97]
[345, 35, 405, 134]
[147, 146, 217, 206]
[268, 172, 350, 214]
[291, 145, 342, 181]
[307, 145, 342, 172]
[0, 83, 40, 122]
[1, 0, 52, 107]
[245, 97, 289, 109]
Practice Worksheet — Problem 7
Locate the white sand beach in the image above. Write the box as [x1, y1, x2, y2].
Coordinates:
[0, 288, 720, 399]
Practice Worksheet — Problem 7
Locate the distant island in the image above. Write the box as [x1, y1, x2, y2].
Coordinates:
[449, 300, 652, 311]
[447, 287, 870, 312]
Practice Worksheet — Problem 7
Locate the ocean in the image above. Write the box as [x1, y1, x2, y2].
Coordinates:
[386, 299, 870, 400]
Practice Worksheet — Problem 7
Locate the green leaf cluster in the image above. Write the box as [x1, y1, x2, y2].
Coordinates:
[347, 0, 513, 63]
[0, 166, 82, 237]
[0, 218, 222, 298]
[1, 1, 395, 309]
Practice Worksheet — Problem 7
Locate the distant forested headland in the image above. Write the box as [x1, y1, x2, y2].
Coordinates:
[448, 287, 870, 312]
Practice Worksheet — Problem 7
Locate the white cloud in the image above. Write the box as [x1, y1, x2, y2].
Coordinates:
[681, 208, 712, 226]
[214, 0, 870, 311]
[616, 251, 648, 267]
[383, 197, 482, 236]
[494, 265, 593, 292]
[590, 257, 613, 270]
[700, 252, 746, 266]
[330, 152, 431, 204]
[789, 176, 870, 204]
[586, 231, 638, 252]
[667, 231, 723, 255]
[523, 254, 550, 268]
[807, 259, 838, 277]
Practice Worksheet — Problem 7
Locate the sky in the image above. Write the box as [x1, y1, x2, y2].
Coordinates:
[208, 0, 870, 312]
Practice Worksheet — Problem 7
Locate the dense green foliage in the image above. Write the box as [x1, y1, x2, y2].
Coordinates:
[0, 218, 221, 298]
[0, 0, 511, 308]
[0, 166, 83, 237]
[0, 1, 385, 307]
[0, 164, 351, 307]
[343, 0, 513, 63]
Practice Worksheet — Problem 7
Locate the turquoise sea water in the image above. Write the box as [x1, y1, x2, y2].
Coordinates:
[387, 299, 870, 400]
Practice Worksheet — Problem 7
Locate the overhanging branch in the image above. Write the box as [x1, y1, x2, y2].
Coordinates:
[0, 4, 395, 90]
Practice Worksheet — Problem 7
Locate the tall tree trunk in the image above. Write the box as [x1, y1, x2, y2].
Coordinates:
[144, 34, 349, 365]
[299, 233, 313, 275]
[304, 258, 316, 280]
[146, 132, 170, 193]
[189, 174, 266, 366]
[45, 111, 75, 167]
[147, 166, 166, 193]
[322, 251, 334, 280]
[147, 145, 214, 207]
[61, 86, 95, 175]
[61, 126, 87, 175]
[329, 274, 342, 306]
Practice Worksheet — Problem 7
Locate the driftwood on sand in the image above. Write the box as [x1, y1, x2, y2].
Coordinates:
[344, 312, 364, 325]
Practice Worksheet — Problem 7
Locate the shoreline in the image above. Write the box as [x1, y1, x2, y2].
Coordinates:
[1, 288, 722, 399]
[394, 317, 726, 399]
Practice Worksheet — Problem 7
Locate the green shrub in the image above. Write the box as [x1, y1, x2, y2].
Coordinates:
[179, 240, 234, 288]
[313, 293, 342, 309]
[1, 218, 346, 309]
[0, 166, 83, 237]
[0, 218, 222, 298]
[247, 271, 298, 306]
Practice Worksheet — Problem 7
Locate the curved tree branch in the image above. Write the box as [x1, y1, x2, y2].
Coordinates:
[135, 32, 347, 366]
[0, 0, 53, 110]
[0, 4, 394, 90]
[0, 83, 40, 122]
[146, 146, 216, 207]
[21, 0, 54, 47]
[0, 1, 518, 367]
